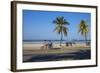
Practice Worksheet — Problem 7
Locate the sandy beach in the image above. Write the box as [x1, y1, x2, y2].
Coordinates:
[23, 43, 91, 62]
[23, 43, 90, 50]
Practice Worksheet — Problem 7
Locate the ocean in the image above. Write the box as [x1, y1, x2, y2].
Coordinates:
[23, 40, 91, 44]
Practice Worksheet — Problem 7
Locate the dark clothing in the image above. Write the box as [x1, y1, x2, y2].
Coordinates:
[48, 42, 52, 49]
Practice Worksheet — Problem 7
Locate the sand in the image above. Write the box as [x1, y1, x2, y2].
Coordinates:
[23, 43, 90, 56]
[23, 43, 90, 62]
[23, 43, 89, 50]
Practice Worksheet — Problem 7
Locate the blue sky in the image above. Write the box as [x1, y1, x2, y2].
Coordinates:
[23, 10, 91, 41]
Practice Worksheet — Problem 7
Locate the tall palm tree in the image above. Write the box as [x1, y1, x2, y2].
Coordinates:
[53, 16, 69, 46]
[78, 20, 89, 45]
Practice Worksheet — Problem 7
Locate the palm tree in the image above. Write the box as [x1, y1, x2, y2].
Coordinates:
[78, 20, 89, 45]
[53, 16, 69, 46]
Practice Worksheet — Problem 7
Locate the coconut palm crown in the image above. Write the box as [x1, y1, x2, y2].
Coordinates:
[78, 20, 89, 45]
[53, 16, 69, 46]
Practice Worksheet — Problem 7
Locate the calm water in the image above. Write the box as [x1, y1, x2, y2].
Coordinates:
[23, 40, 91, 44]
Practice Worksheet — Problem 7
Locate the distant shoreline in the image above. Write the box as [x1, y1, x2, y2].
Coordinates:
[23, 40, 91, 42]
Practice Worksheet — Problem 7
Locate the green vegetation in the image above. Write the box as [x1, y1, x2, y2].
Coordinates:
[53, 16, 69, 46]
[53, 16, 89, 46]
[78, 20, 89, 45]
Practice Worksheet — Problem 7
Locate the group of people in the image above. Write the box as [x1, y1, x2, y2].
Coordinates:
[40, 41, 53, 50]
[43, 41, 75, 49]
[42, 41, 75, 50]
[44, 41, 53, 49]
[66, 42, 75, 46]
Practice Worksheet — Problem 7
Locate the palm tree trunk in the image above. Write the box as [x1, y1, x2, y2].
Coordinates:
[85, 34, 87, 45]
[60, 31, 63, 46]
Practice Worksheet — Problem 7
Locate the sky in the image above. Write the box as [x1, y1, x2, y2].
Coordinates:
[23, 10, 91, 41]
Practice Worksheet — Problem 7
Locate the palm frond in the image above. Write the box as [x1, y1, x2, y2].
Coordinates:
[53, 16, 69, 25]
[53, 16, 70, 43]
[78, 20, 89, 36]
[62, 27, 68, 36]
[54, 26, 61, 34]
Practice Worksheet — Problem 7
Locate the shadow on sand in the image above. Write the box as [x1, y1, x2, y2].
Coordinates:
[24, 49, 91, 62]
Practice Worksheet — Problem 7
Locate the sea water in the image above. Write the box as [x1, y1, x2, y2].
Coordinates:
[23, 40, 91, 44]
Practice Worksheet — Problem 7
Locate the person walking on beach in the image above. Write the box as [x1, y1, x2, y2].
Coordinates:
[48, 41, 53, 49]
[66, 42, 69, 46]
[70, 42, 72, 46]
